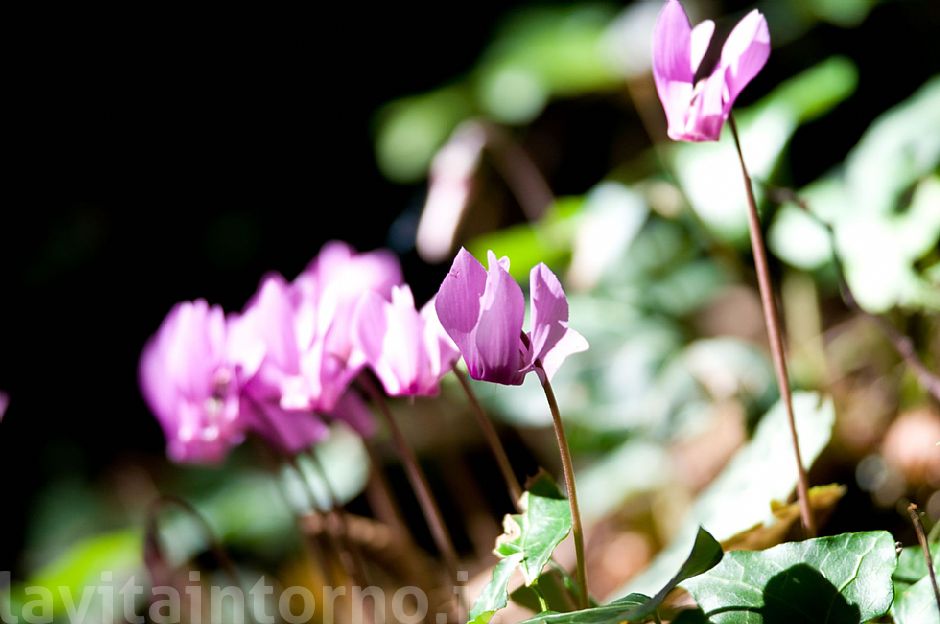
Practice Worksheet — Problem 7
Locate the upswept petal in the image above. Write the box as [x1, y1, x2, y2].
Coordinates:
[652, 0, 694, 85]
[473, 251, 526, 384]
[538, 325, 589, 383]
[527, 263, 571, 363]
[435, 248, 488, 373]
[719, 9, 770, 109]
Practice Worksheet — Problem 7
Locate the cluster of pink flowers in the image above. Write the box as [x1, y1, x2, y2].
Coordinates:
[140, 243, 586, 464]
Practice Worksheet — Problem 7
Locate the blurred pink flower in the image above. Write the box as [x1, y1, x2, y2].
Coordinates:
[435, 249, 588, 386]
[230, 241, 401, 438]
[0, 391, 8, 422]
[652, 0, 770, 141]
[354, 285, 459, 396]
[139, 300, 246, 463]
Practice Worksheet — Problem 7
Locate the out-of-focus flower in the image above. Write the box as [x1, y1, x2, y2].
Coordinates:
[416, 121, 488, 263]
[652, 0, 770, 141]
[231, 242, 402, 441]
[354, 285, 459, 396]
[0, 391, 8, 422]
[435, 248, 588, 386]
[140, 301, 245, 463]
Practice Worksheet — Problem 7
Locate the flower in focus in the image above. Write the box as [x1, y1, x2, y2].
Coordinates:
[354, 285, 460, 396]
[435, 248, 588, 386]
[652, 0, 770, 141]
[139, 300, 245, 463]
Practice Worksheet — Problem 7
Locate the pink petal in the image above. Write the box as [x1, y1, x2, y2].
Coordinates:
[242, 397, 329, 455]
[330, 390, 376, 438]
[674, 67, 728, 141]
[0, 391, 8, 423]
[528, 263, 571, 361]
[435, 248, 488, 373]
[473, 251, 526, 384]
[652, 0, 694, 85]
[719, 9, 771, 110]
[421, 297, 460, 387]
[538, 326, 589, 383]
[652, 0, 695, 135]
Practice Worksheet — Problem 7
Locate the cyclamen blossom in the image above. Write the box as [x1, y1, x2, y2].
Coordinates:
[228, 242, 401, 443]
[0, 391, 8, 423]
[139, 300, 246, 463]
[652, 0, 770, 141]
[435, 249, 588, 386]
[354, 285, 459, 396]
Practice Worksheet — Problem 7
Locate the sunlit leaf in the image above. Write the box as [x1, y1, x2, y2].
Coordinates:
[682, 531, 896, 623]
[892, 575, 940, 624]
[469, 473, 573, 623]
[468, 554, 524, 624]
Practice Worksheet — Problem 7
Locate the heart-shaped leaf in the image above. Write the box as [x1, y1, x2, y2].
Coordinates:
[682, 531, 896, 623]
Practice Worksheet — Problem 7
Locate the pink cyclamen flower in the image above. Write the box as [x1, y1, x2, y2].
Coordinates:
[230, 242, 402, 440]
[354, 285, 460, 396]
[435, 249, 588, 386]
[140, 300, 246, 463]
[0, 391, 8, 422]
[652, 0, 770, 141]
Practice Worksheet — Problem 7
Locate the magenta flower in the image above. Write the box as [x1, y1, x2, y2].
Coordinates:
[0, 391, 8, 423]
[354, 285, 460, 396]
[652, 0, 770, 142]
[230, 242, 401, 438]
[140, 300, 246, 463]
[435, 249, 588, 386]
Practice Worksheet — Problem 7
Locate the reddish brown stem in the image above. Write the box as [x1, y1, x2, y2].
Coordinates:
[538, 368, 589, 609]
[358, 376, 464, 618]
[728, 115, 816, 537]
[452, 366, 523, 506]
[907, 503, 940, 612]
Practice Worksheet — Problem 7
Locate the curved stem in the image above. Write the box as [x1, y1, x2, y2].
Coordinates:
[728, 115, 815, 537]
[358, 376, 463, 614]
[538, 369, 589, 609]
[452, 366, 523, 505]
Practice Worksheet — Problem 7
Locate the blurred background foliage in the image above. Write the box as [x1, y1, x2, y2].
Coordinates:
[1, 0, 938, 621]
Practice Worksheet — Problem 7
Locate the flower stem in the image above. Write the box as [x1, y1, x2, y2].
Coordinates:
[538, 368, 589, 609]
[306, 451, 372, 587]
[907, 503, 940, 612]
[358, 376, 464, 615]
[452, 366, 524, 506]
[728, 114, 815, 537]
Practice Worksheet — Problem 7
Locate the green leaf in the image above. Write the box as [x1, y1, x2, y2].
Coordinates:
[892, 544, 940, 624]
[892, 575, 940, 624]
[468, 554, 524, 624]
[499, 472, 573, 584]
[682, 531, 896, 623]
[518, 528, 722, 623]
[894, 544, 940, 588]
[468, 473, 573, 623]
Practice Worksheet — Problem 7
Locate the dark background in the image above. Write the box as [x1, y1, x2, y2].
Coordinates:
[2, 0, 938, 572]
